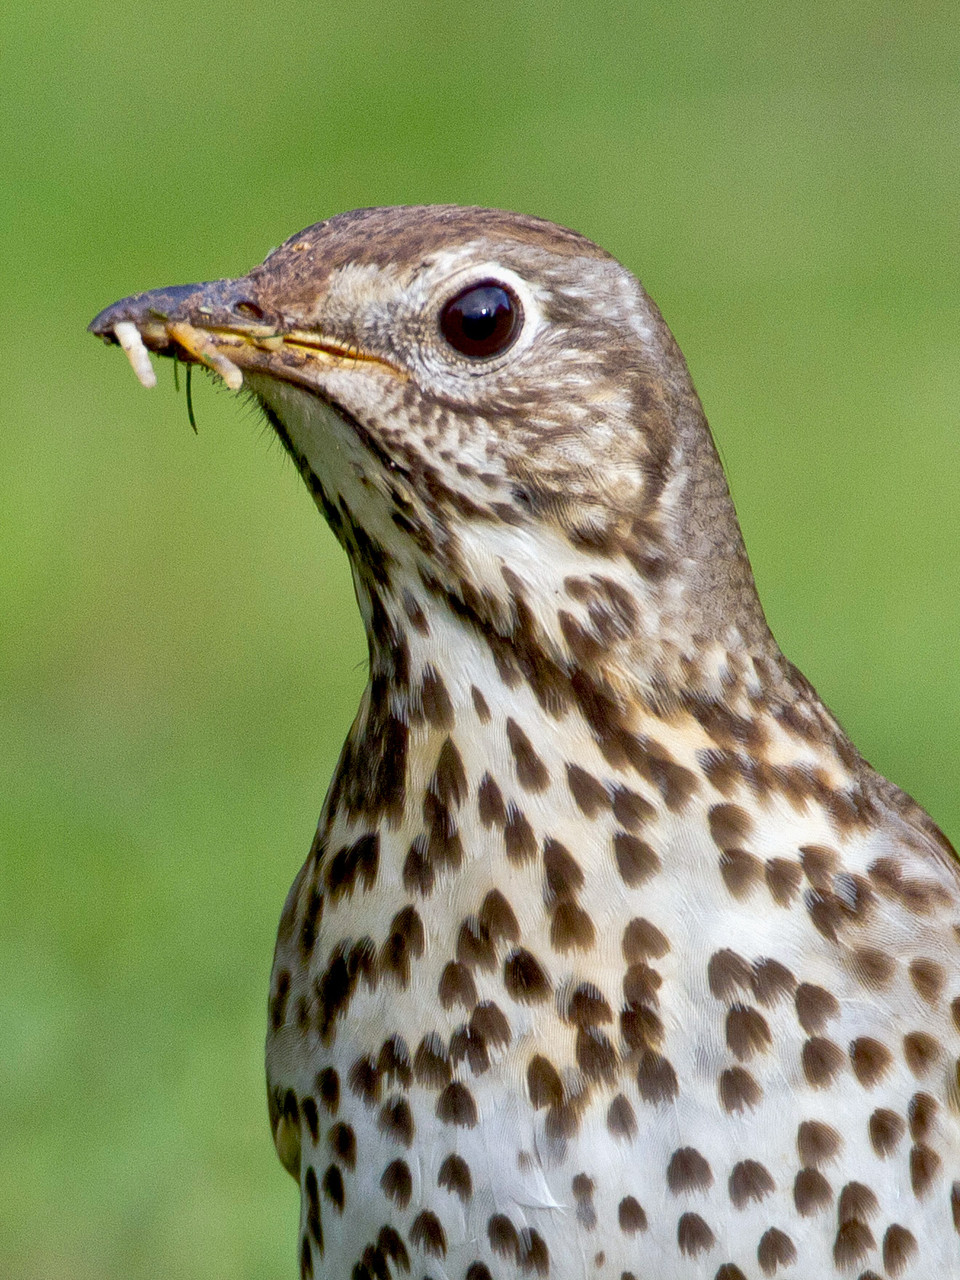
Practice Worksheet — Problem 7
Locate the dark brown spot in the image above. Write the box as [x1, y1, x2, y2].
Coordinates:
[622, 962, 662, 1007]
[667, 1147, 713, 1194]
[377, 1035, 412, 1089]
[801, 1036, 845, 1087]
[677, 1212, 715, 1256]
[403, 591, 429, 635]
[299, 889, 324, 960]
[804, 887, 848, 942]
[378, 1094, 414, 1147]
[903, 1031, 942, 1076]
[270, 968, 291, 1031]
[550, 902, 596, 952]
[719, 847, 762, 897]
[572, 1172, 596, 1228]
[328, 1121, 356, 1170]
[300, 1096, 320, 1144]
[419, 667, 453, 729]
[714, 1268, 747, 1280]
[506, 719, 549, 792]
[567, 764, 609, 816]
[869, 856, 950, 914]
[833, 1219, 875, 1269]
[527, 1055, 564, 1109]
[794, 983, 838, 1032]
[718, 1066, 761, 1113]
[402, 839, 435, 896]
[471, 1001, 511, 1049]
[326, 833, 380, 902]
[620, 1002, 664, 1052]
[544, 1097, 582, 1144]
[797, 1120, 842, 1166]
[504, 948, 551, 1003]
[478, 889, 519, 944]
[322, 1163, 344, 1212]
[304, 1164, 322, 1248]
[606, 1093, 637, 1138]
[317, 1067, 339, 1115]
[477, 773, 506, 827]
[438, 961, 477, 1010]
[849, 1037, 893, 1087]
[488, 1214, 520, 1259]
[618, 1195, 647, 1233]
[299, 1234, 313, 1280]
[620, 735, 696, 809]
[636, 1051, 678, 1103]
[347, 1055, 380, 1106]
[612, 786, 655, 830]
[622, 917, 670, 962]
[377, 1225, 409, 1272]
[868, 1107, 905, 1157]
[471, 686, 490, 722]
[728, 1159, 774, 1208]
[883, 1224, 918, 1276]
[430, 737, 467, 811]
[381, 906, 426, 988]
[466, 1266, 492, 1280]
[951, 996, 960, 1033]
[504, 805, 537, 863]
[414, 1033, 451, 1087]
[952, 1181, 960, 1231]
[410, 1210, 446, 1259]
[568, 982, 613, 1026]
[381, 1158, 412, 1207]
[436, 1081, 478, 1127]
[851, 947, 896, 989]
[754, 1228, 795, 1276]
[449, 1024, 489, 1076]
[519, 1228, 549, 1275]
[910, 1142, 941, 1196]
[709, 802, 753, 850]
[438, 1153, 472, 1201]
[613, 832, 660, 885]
[793, 1167, 832, 1215]
[838, 1181, 879, 1222]
[764, 857, 803, 906]
[707, 949, 753, 1001]
[726, 1004, 772, 1060]
[315, 947, 357, 1041]
[456, 916, 496, 971]
[908, 1091, 938, 1140]
[800, 844, 839, 887]
[543, 839, 584, 900]
[577, 1027, 618, 1082]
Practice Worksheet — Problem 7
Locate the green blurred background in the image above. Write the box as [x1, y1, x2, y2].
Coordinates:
[2, 2, 958, 1276]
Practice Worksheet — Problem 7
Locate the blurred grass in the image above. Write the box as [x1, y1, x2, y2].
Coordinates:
[2, 1, 958, 1277]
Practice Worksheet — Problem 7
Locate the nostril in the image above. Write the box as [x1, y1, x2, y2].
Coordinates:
[235, 299, 265, 321]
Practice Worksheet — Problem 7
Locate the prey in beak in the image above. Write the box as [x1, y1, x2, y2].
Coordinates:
[88, 274, 401, 396]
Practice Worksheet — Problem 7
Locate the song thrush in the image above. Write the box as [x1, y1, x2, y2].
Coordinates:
[90, 206, 960, 1280]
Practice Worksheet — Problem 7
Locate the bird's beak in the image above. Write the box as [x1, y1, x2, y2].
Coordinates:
[89, 277, 403, 392]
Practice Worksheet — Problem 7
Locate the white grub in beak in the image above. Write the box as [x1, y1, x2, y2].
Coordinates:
[167, 321, 244, 391]
[114, 321, 157, 389]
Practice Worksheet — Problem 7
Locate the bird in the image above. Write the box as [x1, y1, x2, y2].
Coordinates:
[90, 205, 960, 1280]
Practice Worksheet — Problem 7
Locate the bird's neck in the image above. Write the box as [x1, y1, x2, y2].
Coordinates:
[317, 557, 857, 857]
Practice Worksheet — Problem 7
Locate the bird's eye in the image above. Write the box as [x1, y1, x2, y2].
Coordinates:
[439, 281, 522, 359]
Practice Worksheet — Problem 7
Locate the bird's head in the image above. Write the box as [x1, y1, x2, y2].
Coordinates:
[90, 205, 770, 690]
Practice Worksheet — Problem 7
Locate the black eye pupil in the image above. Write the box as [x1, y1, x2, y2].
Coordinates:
[440, 281, 522, 359]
